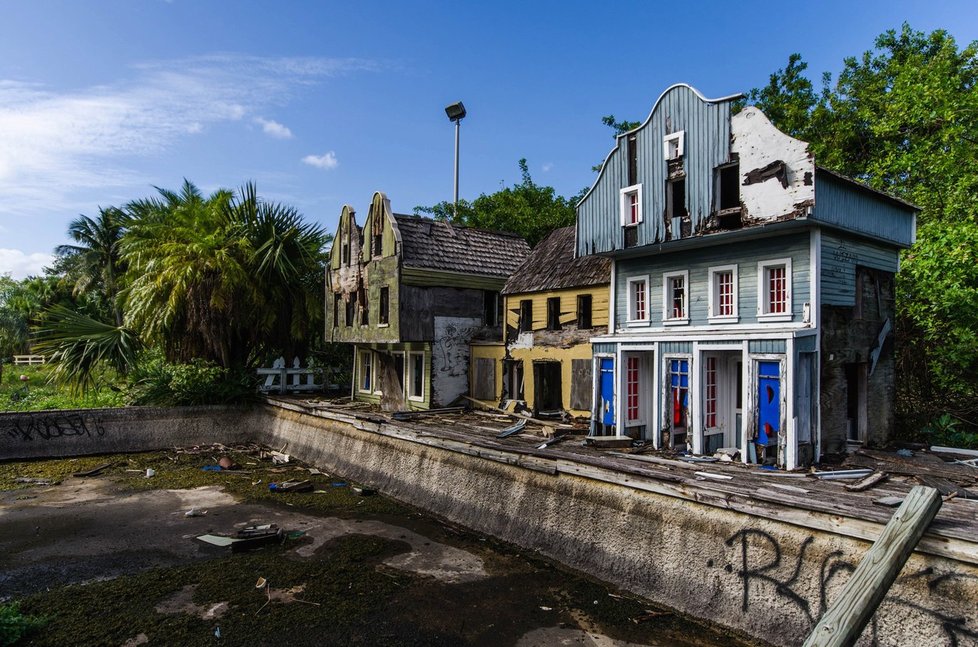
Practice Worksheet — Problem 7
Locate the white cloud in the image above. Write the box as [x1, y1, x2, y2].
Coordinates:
[0, 249, 54, 279]
[302, 151, 339, 170]
[0, 55, 377, 218]
[255, 117, 293, 139]
[541, 162, 554, 172]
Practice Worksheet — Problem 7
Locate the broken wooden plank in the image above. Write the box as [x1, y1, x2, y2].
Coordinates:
[916, 474, 978, 500]
[804, 486, 942, 647]
[391, 407, 466, 421]
[844, 471, 888, 492]
[461, 396, 575, 429]
[813, 469, 874, 480]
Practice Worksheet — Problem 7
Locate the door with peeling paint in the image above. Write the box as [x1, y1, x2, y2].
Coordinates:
[756, 361, 780, 464]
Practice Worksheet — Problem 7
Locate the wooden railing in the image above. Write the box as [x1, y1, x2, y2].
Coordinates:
[12, 355, 45, 365]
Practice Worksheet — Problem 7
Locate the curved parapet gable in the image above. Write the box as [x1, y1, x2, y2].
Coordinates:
[576, 84, 741, 257]
[731, 107, 814, 223]
[362, 191, 402, 261]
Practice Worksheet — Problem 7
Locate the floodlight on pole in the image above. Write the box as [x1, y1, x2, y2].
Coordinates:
[445, 101, 466, 219]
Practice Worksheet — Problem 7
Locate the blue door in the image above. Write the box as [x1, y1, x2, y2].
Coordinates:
[757, 361, 781, 447]
[599, 358, 615, 428]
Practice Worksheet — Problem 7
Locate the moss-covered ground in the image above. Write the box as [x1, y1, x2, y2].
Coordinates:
[1, 448, 756, 647]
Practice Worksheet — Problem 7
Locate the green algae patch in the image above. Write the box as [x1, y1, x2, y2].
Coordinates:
[15, 535, 412, 647]
[0, 455, 122, 490]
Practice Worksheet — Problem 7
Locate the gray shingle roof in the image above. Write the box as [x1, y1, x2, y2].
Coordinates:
[394, 214, 530, 277]
[502, 226, 610, 295]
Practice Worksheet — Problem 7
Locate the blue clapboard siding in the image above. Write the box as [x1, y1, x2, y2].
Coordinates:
[614, 232, 810, 328]
[749, 339, 786, 354]
[795, 335, 817, 352]
[576, 85, 734, 256]
[660, 341, 693, 355]
[812, 170, 916, 247]
[821, 231, 901, 306]
[593, 343, 616, 355]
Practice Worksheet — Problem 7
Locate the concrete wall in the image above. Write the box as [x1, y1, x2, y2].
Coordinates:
[0, 406, 254, 460]
[2, 402, 975, 646]
[255, 404, 978, 647]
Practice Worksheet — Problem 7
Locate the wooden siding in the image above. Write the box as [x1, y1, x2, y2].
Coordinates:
[796, 335, 818, 352]
[570, 359, 593, 411]
[821, 231, 901, 307]
[507, 342, 596, 417]
[749, 339, 786, 354]
[593, 343, 616, 355]
[469, 343, 505, 407]
[659, 341, 692, 355]
[504, 286, 610, 334]
[401, 267, 508, 291]
[614, 233, 811, 329]
[577, 85, 735, 256]
[813, 171, 916, 247]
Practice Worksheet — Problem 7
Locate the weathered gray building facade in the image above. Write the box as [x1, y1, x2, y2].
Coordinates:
[577, 84, 917, 469]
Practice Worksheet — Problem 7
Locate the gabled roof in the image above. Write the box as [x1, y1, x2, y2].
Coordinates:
[503, 226, 611, 295]
[394, 214, 530, 277]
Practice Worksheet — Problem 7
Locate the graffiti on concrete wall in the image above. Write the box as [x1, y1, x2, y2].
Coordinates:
[709, 528, 978, 645]
[3, 413, 106, 443]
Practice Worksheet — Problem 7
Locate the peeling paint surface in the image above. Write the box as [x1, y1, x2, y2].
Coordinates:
[731, 107, 814, 221]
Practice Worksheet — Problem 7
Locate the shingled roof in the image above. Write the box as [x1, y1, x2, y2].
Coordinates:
[502, 226, 611, 295]
[394, 214, 530, 277]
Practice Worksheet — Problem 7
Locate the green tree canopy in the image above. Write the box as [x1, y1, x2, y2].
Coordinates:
[747, 24, 978, 429]
[416, 159, 580, 247]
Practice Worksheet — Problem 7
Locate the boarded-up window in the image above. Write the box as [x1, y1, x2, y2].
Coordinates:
[484, 291, 500, 326]
[570, 359, 592, 411]
[473, 358, 495, 400]
[345, 297, 354, 327]
[359, 287, 368, 325]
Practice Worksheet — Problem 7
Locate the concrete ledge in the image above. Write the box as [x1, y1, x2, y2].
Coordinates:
[0, 406, 256, 460]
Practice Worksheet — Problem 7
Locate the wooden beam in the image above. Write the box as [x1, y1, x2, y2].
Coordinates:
[803, 486, 942, 647]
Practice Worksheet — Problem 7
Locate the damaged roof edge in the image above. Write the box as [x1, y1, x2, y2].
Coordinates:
[815, 167, 920, 212]
[576, 84, 745, 209]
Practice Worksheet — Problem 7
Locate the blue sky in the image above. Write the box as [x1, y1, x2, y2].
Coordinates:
[1, 0, 976, 278]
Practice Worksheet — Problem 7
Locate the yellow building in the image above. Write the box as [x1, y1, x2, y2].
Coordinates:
[470, 226, 610, 418]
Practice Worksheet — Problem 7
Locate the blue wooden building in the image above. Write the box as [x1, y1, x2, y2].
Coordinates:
[576, 84, 917, 470]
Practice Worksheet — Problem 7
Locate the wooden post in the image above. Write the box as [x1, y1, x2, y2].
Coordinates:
[803, 485, 942, 647]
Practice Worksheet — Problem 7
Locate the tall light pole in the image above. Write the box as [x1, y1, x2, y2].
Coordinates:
[444, 101, 466, 219]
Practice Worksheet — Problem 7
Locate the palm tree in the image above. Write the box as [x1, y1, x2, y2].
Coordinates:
[55, 206, 126, 326]
[120, 179, 328, 369]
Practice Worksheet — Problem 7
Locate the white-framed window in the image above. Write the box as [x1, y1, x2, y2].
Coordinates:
[708, 265, 738, 322]
[758, 259, 792, 321]
[358, 349, 373, 393]
[662, 270, 689, 324]
[627, 276, 649, 323]
[619, 184, 643, 226]
[407, 351, 425, 401]
[663, 131, 685, 160]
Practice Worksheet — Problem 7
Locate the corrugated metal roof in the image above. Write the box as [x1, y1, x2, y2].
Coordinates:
[502, 226, 610, 295]
[394, 214, 530, 277]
